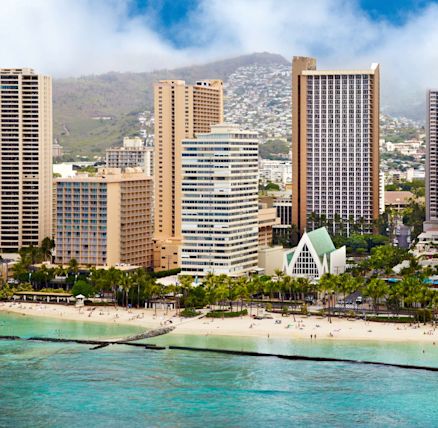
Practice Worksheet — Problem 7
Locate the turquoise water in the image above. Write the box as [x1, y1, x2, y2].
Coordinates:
[0, 311, 144, 339]
[1, 313, 438, 427]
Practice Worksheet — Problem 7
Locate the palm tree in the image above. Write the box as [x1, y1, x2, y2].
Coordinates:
[362, 278, 388, 315]
[104, 267, 122, 305]
[278, 275, 291, 304]
[89, 268, 105, 296]
[204, 273, 218, 309]
[227, 276, 243, 311]
[400, 275, 423, 316]
[319, 214, 327, 229]
[215, 282, 229, 312]
[235, 277, 249, 311]
[431, 292, 438, 322]
[291, 223, 300, 246]
[336, 273, 360, 310]
[357, 217, 367, 234]
[308, 212, 319, 231]
[247, 275, 262, 315]
[68, 258, 79, 275]
[386, 281, 403, 316]
[40, 237, 55, 262]
[264, 278, 278, 301]
[318, 273, 338, 321]
[120, 273, 133, 308]
[274, 269, 284, 281]
[296, 277, 311, 300]
[179, 275, 194, 302]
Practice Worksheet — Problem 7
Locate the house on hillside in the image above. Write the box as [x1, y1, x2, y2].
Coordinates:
[283, 227, 346, 280]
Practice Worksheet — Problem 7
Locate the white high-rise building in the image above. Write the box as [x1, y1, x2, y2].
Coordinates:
[181, 124, 259, 277]
[0, 68, 52, 251]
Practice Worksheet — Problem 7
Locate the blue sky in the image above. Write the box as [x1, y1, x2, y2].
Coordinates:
[128, 0, 437, 47]
[359, 0, 433, 23]
[2, 0, 438, 112]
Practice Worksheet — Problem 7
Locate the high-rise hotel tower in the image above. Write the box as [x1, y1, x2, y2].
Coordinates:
[425, 90, 438, 229]
[55, 168, 153, 267]
[291, 57, 380, 235]
[153, 79, 223, 271]
[0, 68, 52, 251]
[415, 90, 438, 252]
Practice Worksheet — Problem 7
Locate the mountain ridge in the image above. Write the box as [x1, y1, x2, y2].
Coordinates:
[53, 52, 290, 157]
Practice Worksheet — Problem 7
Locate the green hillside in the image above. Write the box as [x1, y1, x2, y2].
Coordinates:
[53, 52, 289, 159]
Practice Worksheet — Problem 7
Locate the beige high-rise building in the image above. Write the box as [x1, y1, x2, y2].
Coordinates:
[292, 57, 380, 235]
[153, 79, 223, 271]
[425, 90, 438, 228]
[0, 68, 52, 251]
[54, 168, 153, 267]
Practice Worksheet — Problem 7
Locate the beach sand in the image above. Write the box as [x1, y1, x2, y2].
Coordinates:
[1, 301, 437, 343]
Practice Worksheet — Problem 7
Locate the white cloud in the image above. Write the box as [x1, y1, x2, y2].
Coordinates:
[1, 0, 438, 115]
[0, 0, 190, 76]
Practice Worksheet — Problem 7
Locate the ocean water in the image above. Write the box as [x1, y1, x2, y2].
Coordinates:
[0, 311, 145, 339]
[1, 312, 438, 428]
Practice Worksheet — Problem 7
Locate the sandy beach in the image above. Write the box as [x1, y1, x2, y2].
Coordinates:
[1, 301, 437, 343]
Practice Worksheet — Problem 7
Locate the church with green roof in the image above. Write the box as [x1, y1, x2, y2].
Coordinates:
[283, 227, 346, 280]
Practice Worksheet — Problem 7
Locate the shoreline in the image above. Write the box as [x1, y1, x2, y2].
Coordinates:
[1, 302, 437, 344]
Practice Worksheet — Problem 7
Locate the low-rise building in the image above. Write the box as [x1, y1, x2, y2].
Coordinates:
[385, 191, 416, 212]
[272, 192, 292, 244]
[258, 204, 280, 246]
[54, 168, 153, 268]
[259, 159, 292, 186]
[283, 227, 346, 280]
[258, 246, 283, 275]
[53, 142, 64, 158]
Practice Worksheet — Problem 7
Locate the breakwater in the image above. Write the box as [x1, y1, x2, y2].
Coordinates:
[1, 335, 437, 372]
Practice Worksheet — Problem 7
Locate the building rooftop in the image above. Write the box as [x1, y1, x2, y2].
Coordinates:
[385, 191, 418, 205]
[307, 227, 336, 257]
[0, 68, 35, 75]
[55, 168, 150, 183]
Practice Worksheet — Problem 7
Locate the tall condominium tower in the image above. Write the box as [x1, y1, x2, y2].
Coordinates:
[181, 124, 259, 277]
[0, 68, 52, 251]
[153, 79, 223, 271]
[425, 90, 438, 228]
[291, 57, 380, 235]
[55, 168, 153, 267]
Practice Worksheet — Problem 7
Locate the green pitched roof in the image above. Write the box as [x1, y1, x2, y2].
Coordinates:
[307, 227, 335, 257]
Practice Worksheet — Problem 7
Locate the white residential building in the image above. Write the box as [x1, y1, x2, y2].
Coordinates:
[106, 137, 153, 176]
[259, 159, 292, 186]
[181, 124, 259, 277]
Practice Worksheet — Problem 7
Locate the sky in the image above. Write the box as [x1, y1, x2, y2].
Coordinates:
[1, 0, 438, 114]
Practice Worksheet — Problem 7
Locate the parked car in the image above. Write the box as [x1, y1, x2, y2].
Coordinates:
[356, 296, 363, 305]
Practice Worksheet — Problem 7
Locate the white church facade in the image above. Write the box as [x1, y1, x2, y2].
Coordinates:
[283, 227, 346, 280]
